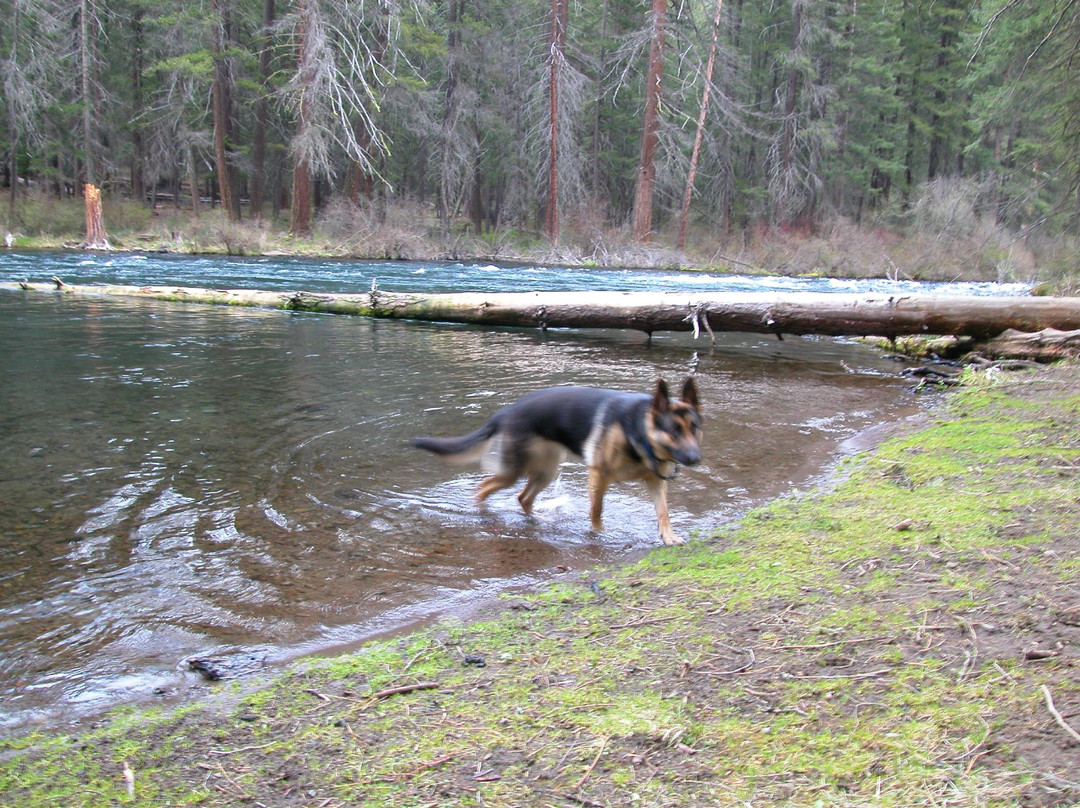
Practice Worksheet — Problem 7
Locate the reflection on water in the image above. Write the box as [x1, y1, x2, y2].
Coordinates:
[0, 291, 915, 733]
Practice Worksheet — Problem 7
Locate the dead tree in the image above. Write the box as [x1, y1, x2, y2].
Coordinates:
[631, 0, 667, 243]
[545, 0, 568, 242]
[679, 0, 724, 250]
[83, 184, 109, 249]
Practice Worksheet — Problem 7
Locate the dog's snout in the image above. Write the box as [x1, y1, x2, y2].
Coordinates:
[677, 446, 702, 466]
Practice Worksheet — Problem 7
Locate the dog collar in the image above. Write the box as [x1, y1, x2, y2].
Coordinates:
[632, 436, 677, 481]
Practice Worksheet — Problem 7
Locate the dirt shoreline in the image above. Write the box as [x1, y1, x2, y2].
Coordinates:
[2, 363, 1079, 807]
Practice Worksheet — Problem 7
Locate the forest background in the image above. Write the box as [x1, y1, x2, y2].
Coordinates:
[2, 0, 1079, 290]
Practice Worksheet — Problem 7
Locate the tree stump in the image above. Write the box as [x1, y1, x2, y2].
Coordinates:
[84, 183, 110, 249]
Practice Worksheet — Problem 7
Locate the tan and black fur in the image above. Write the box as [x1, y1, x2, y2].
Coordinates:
[411, 378, 702, 545]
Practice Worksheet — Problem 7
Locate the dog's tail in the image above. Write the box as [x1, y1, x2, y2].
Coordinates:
[411, 420, 499, 463]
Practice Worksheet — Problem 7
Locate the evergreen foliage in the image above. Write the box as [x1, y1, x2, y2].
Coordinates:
[0, 0, 1077, 241]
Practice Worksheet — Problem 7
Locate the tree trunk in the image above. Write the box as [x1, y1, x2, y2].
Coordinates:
[780, 0, 802, 180]
[80, 0, 97, 186]
[926, 18, 959, 181]
[631, 0, 667, 243]
[591, 0, 609, 203]
[130, 10, 146, 207]
[346, 0, 389, 204]
[6, 128, 15, 215]
[16, 283, 1080, 342]
[132, 18, 147, 206]
[7, 0, 19, 214]
[83, 184, 109, 248]
[291, 153, 313, 237]
[438, 0, 463, 238]
[290, 0, 316, 236]
[546, 0, 567, 242]
[211, 0, 241, 222]
[469, 133, 484, 234]
[775, 0, 803, 225]
[347, 123, 374, 202]
[188, 146, 201, 216]
[250, 0, 275, 219]
[678, 0, 724, 251]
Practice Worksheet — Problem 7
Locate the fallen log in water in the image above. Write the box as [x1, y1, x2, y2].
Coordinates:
[6, 279, 1080, 342]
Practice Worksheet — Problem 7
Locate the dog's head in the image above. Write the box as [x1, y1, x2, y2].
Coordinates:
[648, 377, 703, 467]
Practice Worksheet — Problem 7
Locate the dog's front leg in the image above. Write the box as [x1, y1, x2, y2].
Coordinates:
[645, 477, 683, 545]
[587, 468, 609, 532]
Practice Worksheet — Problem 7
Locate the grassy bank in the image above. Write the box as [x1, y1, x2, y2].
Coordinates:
[2, 364, 1080, 807]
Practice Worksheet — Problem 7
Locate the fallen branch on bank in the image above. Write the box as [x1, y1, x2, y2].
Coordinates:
[982, 328, 1080, 362]
[7, 280, 1080, 348]
[1041, 685, 1080, 745]
[369, 681, 439, 700]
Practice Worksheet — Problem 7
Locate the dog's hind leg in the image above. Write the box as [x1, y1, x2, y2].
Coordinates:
[476, 473, 518, 505]
[475, 433, 525, 506]
[516, 440, 565, 514]
[517, 470, 555, 514]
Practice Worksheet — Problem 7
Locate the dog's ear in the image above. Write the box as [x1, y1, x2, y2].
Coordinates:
[681, 377, 700, 411]
[652, 378, 671, 412]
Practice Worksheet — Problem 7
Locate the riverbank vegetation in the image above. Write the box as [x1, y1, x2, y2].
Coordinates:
[3, 0, 1080, 292]
[6, 189, 1080, 295]
[2, 362, 1078, 807]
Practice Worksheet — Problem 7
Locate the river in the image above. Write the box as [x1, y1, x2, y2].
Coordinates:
[0, 251, 1014, 735]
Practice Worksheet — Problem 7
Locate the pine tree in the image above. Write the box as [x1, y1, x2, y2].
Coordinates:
[966, 0, 1080, 231]
[211, 0, 242, 221]
[631, 0, 667, 242]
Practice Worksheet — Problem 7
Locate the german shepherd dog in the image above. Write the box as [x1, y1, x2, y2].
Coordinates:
[411, 378, 702, 545]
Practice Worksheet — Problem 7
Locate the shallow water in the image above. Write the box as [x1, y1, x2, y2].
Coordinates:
[0, 262, 927, 734]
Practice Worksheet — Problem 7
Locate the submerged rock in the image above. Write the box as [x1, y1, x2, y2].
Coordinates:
[186, 648, 271, 681]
